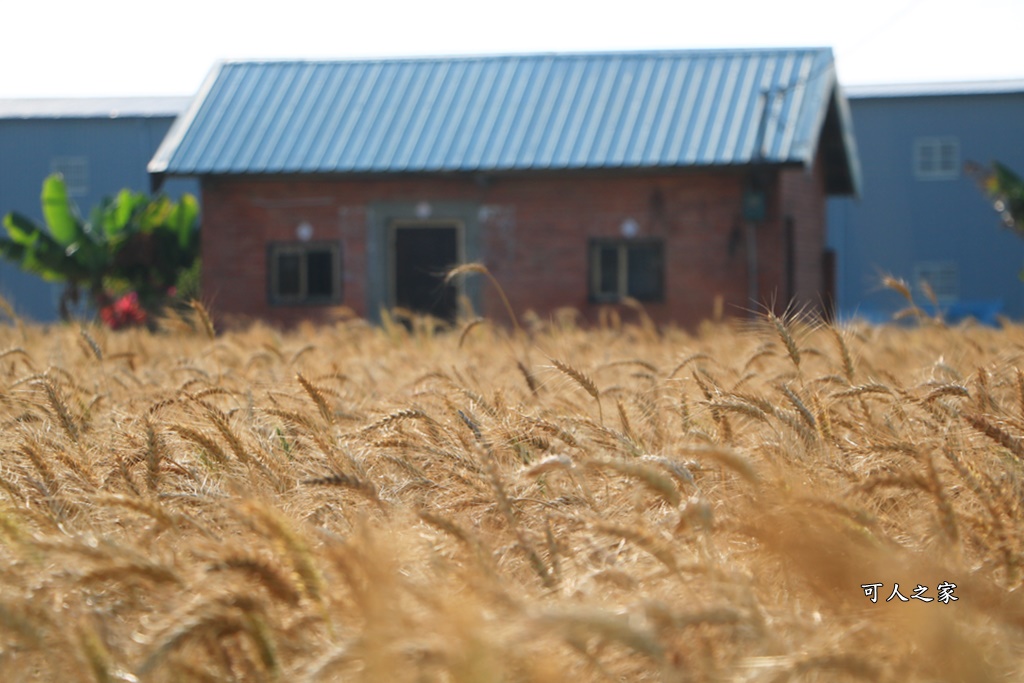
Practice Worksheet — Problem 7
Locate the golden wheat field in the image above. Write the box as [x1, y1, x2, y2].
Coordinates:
[1, 302, 1024, 682]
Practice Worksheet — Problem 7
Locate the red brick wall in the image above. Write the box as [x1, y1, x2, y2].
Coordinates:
[778, 150, 829, 316]
[200, 168, 829, 328]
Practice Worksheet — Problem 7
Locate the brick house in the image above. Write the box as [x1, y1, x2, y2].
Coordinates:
[150, 49, 860, 327]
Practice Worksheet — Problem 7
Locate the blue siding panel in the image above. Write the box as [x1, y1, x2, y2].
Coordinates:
[827, 87, 1024, 320]
[0, 107, 198, 322]
[151, 49, 859, 187]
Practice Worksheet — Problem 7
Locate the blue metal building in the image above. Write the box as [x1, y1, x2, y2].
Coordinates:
[0, 97, 197, 322]
[827, 80, 1024, 323]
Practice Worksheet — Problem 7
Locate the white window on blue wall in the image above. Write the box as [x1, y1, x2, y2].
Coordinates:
[913, 261, 958, 303]
[913, 138, 959, 180]
[50, 157, 89, 196]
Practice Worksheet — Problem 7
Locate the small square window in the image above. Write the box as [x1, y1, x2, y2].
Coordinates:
[306, 250, 335, 298]
[913, 261, 958, 303]
[277, 253, 302, 298]
[589, 239, 664, 302]
[597, 244, 620, 297]
[269, 242, 342, 305]
[50, 157, 89, 196]
[913, 138, 959, 180]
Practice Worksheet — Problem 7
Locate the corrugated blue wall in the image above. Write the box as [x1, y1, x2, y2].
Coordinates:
[827, 89, 1024, 323]
[0, 115, 198, 322]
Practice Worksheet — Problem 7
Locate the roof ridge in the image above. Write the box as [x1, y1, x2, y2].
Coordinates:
[0, 95, 192, 119]
[845, 78, 1024, 98]
[219, 47, 835, 67]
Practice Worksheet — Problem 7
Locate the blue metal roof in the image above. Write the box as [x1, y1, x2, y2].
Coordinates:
[150, 49, 859, 193]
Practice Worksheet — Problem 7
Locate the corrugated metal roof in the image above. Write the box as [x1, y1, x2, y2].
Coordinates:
[0, 96, 191, 120]
[150, 49, 857, 191]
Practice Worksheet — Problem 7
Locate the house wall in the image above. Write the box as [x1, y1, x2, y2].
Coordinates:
[826, 90, 1024, 322]
[779, 148, 829, 313]
[201, 169, 827, 328]
[0, 115, 198, 322]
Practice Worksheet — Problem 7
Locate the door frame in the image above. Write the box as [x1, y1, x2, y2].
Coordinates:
[366, 201, 483, 322]
[388, 219, 464, 315]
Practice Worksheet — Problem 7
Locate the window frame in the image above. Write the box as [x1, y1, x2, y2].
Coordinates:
[913, 137, 960, 181]
[267, 241, 343, 306]
[913, 261, 959, 304]
[50, 156, 89, 196]
[387, 219, 465, 312]
[588, 238, 665, 303]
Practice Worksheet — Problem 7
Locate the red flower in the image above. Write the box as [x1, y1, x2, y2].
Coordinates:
[100, 292, 148, 330]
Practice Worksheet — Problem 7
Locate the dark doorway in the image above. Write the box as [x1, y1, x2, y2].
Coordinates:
[393, 224, 459, 321]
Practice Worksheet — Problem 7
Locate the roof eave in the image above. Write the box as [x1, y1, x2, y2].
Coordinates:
[797, 67, 862, 197]
[831, 84, 863, 197]
[158, 160, 812, 180]
[148, 61, 227, 176]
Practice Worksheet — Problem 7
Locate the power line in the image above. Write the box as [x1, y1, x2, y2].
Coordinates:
[841, 0, 927, 55]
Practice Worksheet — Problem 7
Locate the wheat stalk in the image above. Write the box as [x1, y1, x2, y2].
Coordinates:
[550, 357, 603, 424]
[780, 383, 816, 430]
[78, 328, 104, 361]
[445, 262, 521, 335]
[207, 554, 303, 605]
[458, 317, 486, 348]
[768, 311, 801, 370]
[586, 457, 681, 507]
[189, 299, 216, 338]
[303, 471, 382, 506]
[296, 373, 335, 424]
[965, 412, 1024, 459]
[167, 423, 229, 466]
[33, 378, 79, 444]
[240, 501, 324, 603]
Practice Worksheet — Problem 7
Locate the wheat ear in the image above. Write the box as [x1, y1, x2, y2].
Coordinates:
[550, 357, 603, 424]
[189, 299, 216, 339]
[296, 373, 334, 424]
[768, 312, 801, 370]
[445, 262, 522, 335]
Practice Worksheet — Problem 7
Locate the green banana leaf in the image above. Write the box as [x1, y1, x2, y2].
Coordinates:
[169, 194, 199, 250]
[41, 174, 87, 247]
[112, 189, 143, 236]
[138, 196, 173, 233]
[0, 214, 89, 283]
[3, 208, 99, 283]
[990, 162, 1024, 231]
[1, 175, 200, 322]
[976, 162, 1023, 231]
[3, 212, 45, 247]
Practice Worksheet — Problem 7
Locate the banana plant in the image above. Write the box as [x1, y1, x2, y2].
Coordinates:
[0, 174, 199, 322]
[973, 161, 1024, 235]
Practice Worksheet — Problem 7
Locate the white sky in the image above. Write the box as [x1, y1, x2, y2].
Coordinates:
[2, 0, 1022, 98]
